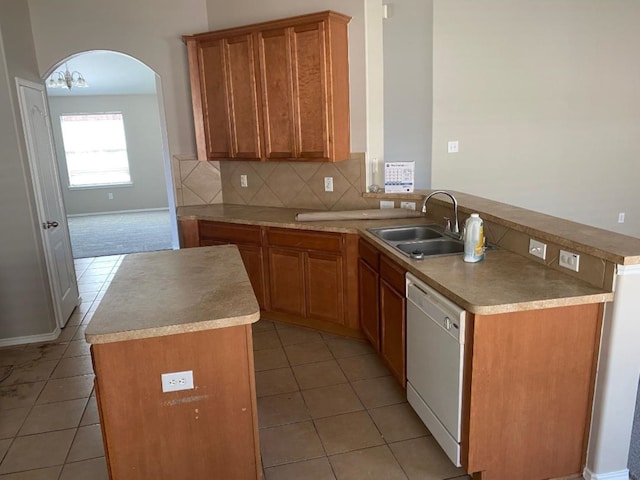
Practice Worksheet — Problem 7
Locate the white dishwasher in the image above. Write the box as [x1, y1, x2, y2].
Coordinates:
[405, 272, 466, 467]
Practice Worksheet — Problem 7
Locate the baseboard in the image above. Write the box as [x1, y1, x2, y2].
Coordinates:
[583, 467, 630, 480]
[67, 207, 170, 217]
[0, 327, 61, 347]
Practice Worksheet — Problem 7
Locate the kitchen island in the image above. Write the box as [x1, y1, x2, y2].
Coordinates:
[85, 246, 261, 480]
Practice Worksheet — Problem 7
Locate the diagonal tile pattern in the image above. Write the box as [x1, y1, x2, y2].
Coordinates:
[176, 153, 381, 211]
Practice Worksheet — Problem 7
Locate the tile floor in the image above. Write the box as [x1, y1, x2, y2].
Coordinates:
[0, 254, 471, 479]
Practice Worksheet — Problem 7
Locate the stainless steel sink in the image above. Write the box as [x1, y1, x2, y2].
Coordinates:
[368, 224, 465, 259]
[397, 239, 465, 257]
[368, 224, 444, 242]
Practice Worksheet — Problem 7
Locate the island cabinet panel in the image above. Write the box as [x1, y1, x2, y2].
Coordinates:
[462, 304, 603, 480]
[357, 237, 406, 387]
[196, 221, 266, 309]
[184, 10, 350, 162]
[91, 325, 261, 480]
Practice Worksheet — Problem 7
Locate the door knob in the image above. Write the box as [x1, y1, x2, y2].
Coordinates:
[43, 221, 59, 229]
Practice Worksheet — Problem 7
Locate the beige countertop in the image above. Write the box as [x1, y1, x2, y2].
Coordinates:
[177, 204, 615, 315]
[85, 245, 260, 344]
[360, 231, 612, 315]
[365, 190, 640, 265]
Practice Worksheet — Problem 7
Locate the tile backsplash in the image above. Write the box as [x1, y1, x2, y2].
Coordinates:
[172, 154, 223, 206]
[173, 153, 379, 211]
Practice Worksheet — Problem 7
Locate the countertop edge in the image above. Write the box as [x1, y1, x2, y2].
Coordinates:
[86, 310, 261, 345]
[465, 293, 614, 315]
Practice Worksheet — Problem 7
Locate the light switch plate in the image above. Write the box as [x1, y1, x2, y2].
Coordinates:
[400, 201, 416, 210]
[240, 175, 248, 188]
[380, 200, 395, 209]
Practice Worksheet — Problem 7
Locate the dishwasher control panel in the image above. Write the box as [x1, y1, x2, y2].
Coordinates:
[406, 273, 466, 342]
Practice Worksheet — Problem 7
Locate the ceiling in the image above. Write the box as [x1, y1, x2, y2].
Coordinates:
[46, 50, 157, 97]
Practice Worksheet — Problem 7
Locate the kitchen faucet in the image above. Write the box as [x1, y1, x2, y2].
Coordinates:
[421, 190, 461, 238]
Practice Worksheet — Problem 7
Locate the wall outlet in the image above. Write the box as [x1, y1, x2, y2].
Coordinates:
[324, 177, 333, 192]
[400, 201, 416, 210]
[240, 175, 248, 188]
[618, 212, 625, 224]
[380, 200, 395, 209]
[447, 140, 459, 153]
[528, 239, 547, 260]
[559, 250, 580, 272]
[161, 370, 194, 393]
[108, 192, 114, 200]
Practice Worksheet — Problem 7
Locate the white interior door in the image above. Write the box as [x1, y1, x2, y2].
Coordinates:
[16, 78, 79, 328]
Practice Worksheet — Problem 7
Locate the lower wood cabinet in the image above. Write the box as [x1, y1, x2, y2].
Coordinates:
[92, 325, 261, 480]
[462, 304, 603, 480]
[267, 247, 305, 316]
[358, 237, 406, 387]
[357, 258, 379, 350]
[196, 221, 267, 309]
[178, 219, 360, 336]
[265, 228, 349, 327]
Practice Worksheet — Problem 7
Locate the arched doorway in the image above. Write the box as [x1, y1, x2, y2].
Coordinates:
[44, 50, 178, 259]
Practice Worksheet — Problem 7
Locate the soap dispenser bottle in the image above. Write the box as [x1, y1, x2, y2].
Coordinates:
[463, 213, 485, 263]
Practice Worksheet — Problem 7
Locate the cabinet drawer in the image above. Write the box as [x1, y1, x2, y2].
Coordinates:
[198, 221, 262, 245]
[358, 238, 379, 270]
[266, 227, 342, 253]
[380, 255, 406, 293]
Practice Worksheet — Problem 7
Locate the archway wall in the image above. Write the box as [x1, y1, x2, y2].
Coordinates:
[27, 0, 209, 159]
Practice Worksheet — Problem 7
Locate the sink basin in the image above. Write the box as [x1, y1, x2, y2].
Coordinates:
[367, 224, 467, 258]
[397, 239, 465, 257]
[368, 224, 443, 242]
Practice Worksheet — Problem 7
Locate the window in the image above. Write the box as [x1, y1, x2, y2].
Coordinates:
[59, 113, 132, 188]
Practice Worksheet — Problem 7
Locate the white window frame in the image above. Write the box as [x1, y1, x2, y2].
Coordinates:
[59, 112, 133, 189]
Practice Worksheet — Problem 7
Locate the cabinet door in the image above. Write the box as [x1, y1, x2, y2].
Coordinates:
[224, 34, 262, 160]
[358, 259, 380, 350]
[268, 248, 305, 316]
[238, 245, 267, 310]
[195, 38, 232, 159]
[305, 252, 344, 324]
[380, 279, 406, 387]
[258, 28, 296, 159]
[290, 21, 329, 160]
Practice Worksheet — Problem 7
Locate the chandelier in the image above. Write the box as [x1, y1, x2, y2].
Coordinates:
[47, 63, 88, 90]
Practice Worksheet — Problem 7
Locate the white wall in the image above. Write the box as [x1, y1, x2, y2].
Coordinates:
[49, 94, 169, 215]
[205, 0, 367, 154]
[0, 0, 57, 340]
[431, 0, 640, 238]
[27, 0, 209, 160]
[383, 0, 433, 189]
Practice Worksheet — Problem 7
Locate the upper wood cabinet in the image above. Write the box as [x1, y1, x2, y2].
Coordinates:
[184, 11, 351, 162]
